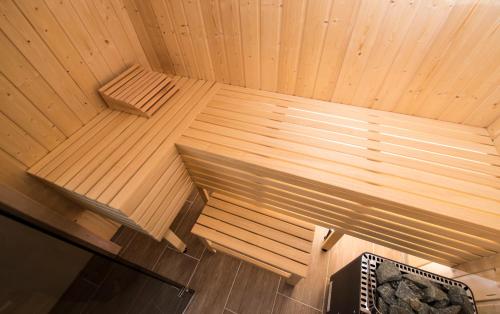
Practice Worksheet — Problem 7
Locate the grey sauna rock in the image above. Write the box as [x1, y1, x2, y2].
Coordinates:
[448, 294, 474, 314]
[430, 305, 462, 314]
[404, 279, 425, 299]
[378, 283, 397, 305]
[402, 273, 433, 288]
[409, 299, 432, 314]
[389, 300, 413, 314]
[395, 280, 419, 303]
[376, 261, 402, 284]
[390, 279, 401, 290]
[378, 297, 390, 314]
[423, 284, 449, 303]
[433, 298, 450, 308]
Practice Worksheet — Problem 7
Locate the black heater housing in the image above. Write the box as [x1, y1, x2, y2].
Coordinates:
[326, 252, 478, 314]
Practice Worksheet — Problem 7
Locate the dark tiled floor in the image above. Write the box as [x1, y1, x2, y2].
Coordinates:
[57, 188, 409, 314]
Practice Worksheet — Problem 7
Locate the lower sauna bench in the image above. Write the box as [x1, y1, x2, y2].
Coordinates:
[27, 75, 220, 250]
[192, 193, 315, 285]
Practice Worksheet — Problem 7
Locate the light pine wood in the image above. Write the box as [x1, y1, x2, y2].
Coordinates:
[164, 228, 187, 252]
[99, 65, 179, 117]
[489, 116, 500, 155]
[321, 229, 344, 251]
[128, 0, 500, 127]
[28, 74, 221, 249]
[177, 83, 500, 266]
[192, 193, 315, 285]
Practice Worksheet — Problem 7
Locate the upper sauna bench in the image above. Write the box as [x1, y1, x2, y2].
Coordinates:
[176, 84, 500, 266]
[28, 71, 219, 245]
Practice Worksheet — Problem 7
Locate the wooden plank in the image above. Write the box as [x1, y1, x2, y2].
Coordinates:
[202, 206, 312, 253]
[276, 0, 307, 94]
[0, 74, 65, 150]
[238, 0, 260, 88]
[192, 224, 309, 277]
[0, 112, 47, 167]
[16, 0, 106, 110]
[259, 0, 281, 91]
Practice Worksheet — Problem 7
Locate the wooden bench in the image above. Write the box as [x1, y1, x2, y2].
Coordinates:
[176, 84, 500, 266]
[28, 67, 221, 251]
[192, 192, 314, 285]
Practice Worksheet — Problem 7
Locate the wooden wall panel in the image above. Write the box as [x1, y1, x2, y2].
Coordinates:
[489, 116, 500, 155]
[0, 0, 152, 239]
[132, 0, 500, 127]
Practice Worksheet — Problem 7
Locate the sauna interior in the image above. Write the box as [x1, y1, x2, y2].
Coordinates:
[0, 0, 499, 313]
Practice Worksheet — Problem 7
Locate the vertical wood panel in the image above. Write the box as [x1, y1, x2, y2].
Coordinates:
[163, 0, 201, 77]
[129, 0, 499, 127]
[0, 0, 97, 123]
[313, 0, 360, 100]
[219, 0, 245, 86]
[294, 0, 332, 98]
[181, 0, 215, 80]
[0, 30, 82, 136]
[1, 0, 151, 238]
[0, 74, 65, 150]
[15, 0, 106, 110]
[239, 0, 260, 89]
[259, 0, 281, 91]
[277, 0, 307, 94]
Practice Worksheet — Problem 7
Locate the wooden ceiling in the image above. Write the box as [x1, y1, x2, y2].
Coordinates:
[129, 0, 500, 127]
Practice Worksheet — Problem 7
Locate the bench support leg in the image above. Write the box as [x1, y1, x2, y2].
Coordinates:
[285, 274, 302, 286]
[198, 187, 210, 203]
[199, 237, 216, 254]
[164, 229, 187, 253]
[322, 229, 344, 252]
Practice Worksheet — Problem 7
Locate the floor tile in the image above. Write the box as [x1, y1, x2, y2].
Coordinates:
[111, 226, 137, 248]
[170, 197, 195, 232]
[278, 226, 330, 310]
[226, 262, 280, 314]
[127, 277, 188, 314]
[83, 263, 149, 314]
[272, 295, 321, 314]
[119, 231, 167, 271]
[184, 252, 241, 314]
[154, 247, 199, 286]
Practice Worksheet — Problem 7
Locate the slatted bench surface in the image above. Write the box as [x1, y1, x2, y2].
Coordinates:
[28, 76, 220, 240]
[192, 193, 314, 278]
[177, 84, 500, 266]
[98, 65, 179, 117]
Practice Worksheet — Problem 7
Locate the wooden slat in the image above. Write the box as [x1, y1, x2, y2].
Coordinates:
[192, 224, 309, 277]
[197, 214, 310, 265]
[182, 156, 498, 254]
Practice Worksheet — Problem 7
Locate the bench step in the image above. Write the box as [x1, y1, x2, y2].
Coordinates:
[192, 193, 314, 282]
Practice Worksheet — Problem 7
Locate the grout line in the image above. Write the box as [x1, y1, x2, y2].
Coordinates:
[186, 247, 206, 288]
[183, 248, 206, 314]
[270, 277, 281, 314]
[277, 293, 322, 312]
[222, 260, 242, 314]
